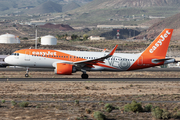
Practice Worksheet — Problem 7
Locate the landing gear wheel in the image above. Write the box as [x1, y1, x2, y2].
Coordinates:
[81, 74, 88, 79]
[25, 74, 29, 77]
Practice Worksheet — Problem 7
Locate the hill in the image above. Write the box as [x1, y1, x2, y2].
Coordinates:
[135, 12, 180, 40]
[62, 2, 80, 12]
[0, 0, 92, 15]
[73, 0, 180, 13]
[27, 1, 62, 14]
[0, 1, 17, 11]
[63, 0, 180, 26]
[39, 23, 74, 31]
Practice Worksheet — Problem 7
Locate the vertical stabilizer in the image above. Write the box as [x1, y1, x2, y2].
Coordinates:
[142, 29, 173, 57]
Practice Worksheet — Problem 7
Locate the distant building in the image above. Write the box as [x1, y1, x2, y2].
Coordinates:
[97, 25, 123, 29]
[149, 16, 165, 19]
[89, 36, 105, 40]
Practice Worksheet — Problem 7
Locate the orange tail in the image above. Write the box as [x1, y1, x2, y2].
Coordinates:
[142, 29, 173, 57]
[128, 29, 173, 71]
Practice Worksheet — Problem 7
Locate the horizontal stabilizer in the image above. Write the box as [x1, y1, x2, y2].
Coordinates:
[152, 58, 176, 64]
[152, 58, 172, 62]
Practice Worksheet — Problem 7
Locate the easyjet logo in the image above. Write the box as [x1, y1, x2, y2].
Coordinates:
[32, 51, 57, 55]
[149, 30, 171, 53]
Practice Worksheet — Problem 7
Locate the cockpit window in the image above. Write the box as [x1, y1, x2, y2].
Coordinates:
[11, 53, 19, 56]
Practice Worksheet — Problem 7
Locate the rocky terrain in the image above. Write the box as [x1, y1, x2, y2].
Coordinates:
[136, 12, 180, 40]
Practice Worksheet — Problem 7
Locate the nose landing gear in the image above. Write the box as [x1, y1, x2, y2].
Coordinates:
[25, 67, 29, 77]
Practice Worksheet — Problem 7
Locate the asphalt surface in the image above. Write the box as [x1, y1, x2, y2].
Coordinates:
[1, 78, 180, 81]
[0, 67, 180, 81]
[1, 67, 180, 72]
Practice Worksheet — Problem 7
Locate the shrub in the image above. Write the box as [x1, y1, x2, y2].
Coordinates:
[173, 111, 180, 119]
[83, 34, 89, 40]
[85, 86, 90, 89]
[85, 108, 91, 114]
[173, 106, 178, 112]
[1, 100, 5, 103]
[104, 103, 114, 113]
[104, 103, 113, 109]
[22, 37, 28, 40]
[106, 107, 112, 113]
[152, 107, 163, 119]
[124, 103, 131, 112]
[93, 111, 106, 120]
[144, 104, 153, 112]
[75, 100, 79, 105]
[124, 100, 143, 112]
[162, 109, 171, 119]
[36, 104, 40, 108]
[19, 102, 29, 107]
[11, 100, 17, 106]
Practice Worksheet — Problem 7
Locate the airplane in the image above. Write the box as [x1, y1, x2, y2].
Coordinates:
[5, 29, 176, 79]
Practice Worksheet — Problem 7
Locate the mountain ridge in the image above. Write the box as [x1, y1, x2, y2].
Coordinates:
[73, 0, 180, 13]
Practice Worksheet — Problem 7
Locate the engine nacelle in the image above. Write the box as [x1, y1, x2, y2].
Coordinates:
[54, 63, 76, 75]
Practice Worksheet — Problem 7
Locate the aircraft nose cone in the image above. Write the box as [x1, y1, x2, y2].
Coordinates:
[4, 56, 10, 64]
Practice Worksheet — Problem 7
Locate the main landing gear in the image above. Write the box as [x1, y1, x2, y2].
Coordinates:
[81, 70, 88, 79]
[25, 67, 29, 77]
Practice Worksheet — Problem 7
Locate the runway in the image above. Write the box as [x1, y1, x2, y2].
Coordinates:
[1, 67, 180, 72]
[0, 67, 180, 81]
[1, 78, 180, 81]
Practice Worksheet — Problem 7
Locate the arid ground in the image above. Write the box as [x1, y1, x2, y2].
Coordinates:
[0, 71, 180, 120]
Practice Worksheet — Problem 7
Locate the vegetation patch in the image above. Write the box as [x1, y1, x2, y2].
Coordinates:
[124, 100, 143, 112]
[19, 101, 29, 107]
[93, 111, 106, 120]
[104, 103, 114, 113]
[1, 99, 5, 103]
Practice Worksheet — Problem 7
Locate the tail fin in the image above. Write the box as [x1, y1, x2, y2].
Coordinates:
[142, 29, 173, 57]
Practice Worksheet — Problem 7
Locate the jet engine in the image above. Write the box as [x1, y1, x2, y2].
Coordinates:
[54, 63, 76, 75]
